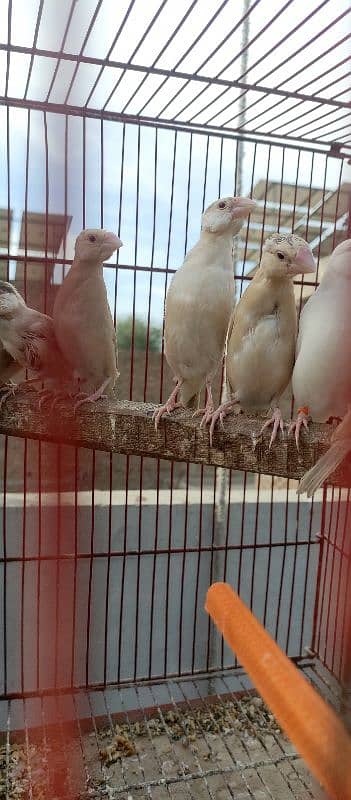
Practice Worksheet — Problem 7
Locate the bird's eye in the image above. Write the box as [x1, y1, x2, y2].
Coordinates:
[276, 251, 285, 260]
[218, 202, 226, 209]
[88, 235, 96, 243]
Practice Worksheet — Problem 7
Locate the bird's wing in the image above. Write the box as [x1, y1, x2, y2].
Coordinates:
[54, 273, 117, 388]
[21, 313, 56, 373]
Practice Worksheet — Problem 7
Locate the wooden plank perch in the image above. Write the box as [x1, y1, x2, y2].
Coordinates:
[0, 392, 349, 486]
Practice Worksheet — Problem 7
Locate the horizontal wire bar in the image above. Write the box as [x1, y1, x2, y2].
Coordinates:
[1, 95, 348, 155]
[0, 657, 314, 700]
[0, 254, 323, 287]
[1, 43, 349, 112]
[0, 539, 317, 563]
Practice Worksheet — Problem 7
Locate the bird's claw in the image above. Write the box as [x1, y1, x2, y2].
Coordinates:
[289, 409, 310, 451]
[198, 403, 215, 428]
[260, 409, 284, 450]
[153, 400, 183, 430]
[208, 408, 227, 447]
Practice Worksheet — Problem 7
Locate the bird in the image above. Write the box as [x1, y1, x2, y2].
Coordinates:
[297, 408, 351, 497]
[291, 239, 351, 449]
[53, 228, 122, 412]
[152, 195, 257, 430]
[207, 233, 316, 447]
[0, 280, 72, 405]
[288, 238, 351, 494]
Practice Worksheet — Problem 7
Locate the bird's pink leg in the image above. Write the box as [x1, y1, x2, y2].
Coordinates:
[288, 405, 310, 451]
[153, 379, 184, 430]
[260, 407, 284, 449]
[192, 382, 215, 426]
[208, 395, 240, 447]
[73, 378, 112, 414]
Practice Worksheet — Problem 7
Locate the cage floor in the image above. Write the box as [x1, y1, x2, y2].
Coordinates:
[0, 659, 343, 800]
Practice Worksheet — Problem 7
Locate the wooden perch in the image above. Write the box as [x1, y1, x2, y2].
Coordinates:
[0, 392, 349, 486]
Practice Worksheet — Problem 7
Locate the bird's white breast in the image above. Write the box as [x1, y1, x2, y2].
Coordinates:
[292, 283, 351, 420]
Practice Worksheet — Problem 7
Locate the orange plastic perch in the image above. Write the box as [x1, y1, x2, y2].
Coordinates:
[205, 582, 351, 800]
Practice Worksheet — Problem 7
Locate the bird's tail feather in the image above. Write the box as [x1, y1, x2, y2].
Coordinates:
[297, 440, 351, 497]
[179, 379, 201, 408]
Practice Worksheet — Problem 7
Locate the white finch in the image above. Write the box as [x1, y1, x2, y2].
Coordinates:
[153, 195, 257, 429]
[291, 239, 351, 494]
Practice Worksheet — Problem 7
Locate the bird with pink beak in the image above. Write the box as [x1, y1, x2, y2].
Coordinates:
[153, 195, 257, 429]
[206, 232, 316, 448]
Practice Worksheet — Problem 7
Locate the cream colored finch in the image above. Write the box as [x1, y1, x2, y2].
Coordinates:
[208, 233, 316, 447]
[53, 228, 122, 411]
[290, 239, 351, 495]
[153, 196, 257, 429]
[291, 239, 351, 446]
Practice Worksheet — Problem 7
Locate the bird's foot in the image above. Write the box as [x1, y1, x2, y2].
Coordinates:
[73, 378, 112, 415]
[193, 401, 215, 428]
[153, 399, 184, 430]
[0, 381, 19, 409]
[259, 408, 284, 450]
[37, 388, 74, 413]
[288, 406, 310, 451]
[208, 399, 238, 447]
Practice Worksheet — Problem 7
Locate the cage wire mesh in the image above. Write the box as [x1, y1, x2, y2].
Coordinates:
[0, 0, 351, 797]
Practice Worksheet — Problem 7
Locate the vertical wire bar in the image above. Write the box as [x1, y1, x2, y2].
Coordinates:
[85, 449, 96, 686]
[317, 488, 336, 658]
[142, 127, 158, 402]
[331, 490, 351, 676]
[4, 0, 12, 98]
[70, 448, 79, 688]
[262, 476, 274, 629]
[36, 430, 42, 692]
[116, 125, 127, 685]
[129, 125, 141, 400]
[178, 463, 190, 676]
[43, 112, 49, 315]
[54, 445, 62, 690]
[285, 152, 314, 655]
[311, 486, 328, 654]
[324, 489, 343, 666]
[239, 141, 257, 296]
[2, 437, 8, 696]
[162, 131, 178, 677]
[135, 128, 158, 681]
[164, 460, 174, 677]
[177, 134, 193, 675]
[148, 458, 161, 678]
[159, 129, 177, 404]
[104, 125, 125, 686]
[20, 440, 27, 695]
[191, 136, 209, 674]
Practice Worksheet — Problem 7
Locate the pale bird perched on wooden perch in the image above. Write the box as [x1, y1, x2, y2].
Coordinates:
[0, 280, 72, 406]
[290, 239, 351, 496]
[153, 195, 257, 430]
[53, 228, 122, 412]
[207, 232, 316, 447]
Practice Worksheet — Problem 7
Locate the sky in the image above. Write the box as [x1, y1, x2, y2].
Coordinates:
[0, 0, 350, 323]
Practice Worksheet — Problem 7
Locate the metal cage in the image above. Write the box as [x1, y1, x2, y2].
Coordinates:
[0, 0, 351, 797]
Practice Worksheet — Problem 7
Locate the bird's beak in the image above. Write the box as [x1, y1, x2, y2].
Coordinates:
[102, 233, 123, 259]
[291, 245, 316, 275]
[230, 197, 257, 220]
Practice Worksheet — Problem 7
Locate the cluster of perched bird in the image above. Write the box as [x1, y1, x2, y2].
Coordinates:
[0, 196, 350, 496]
